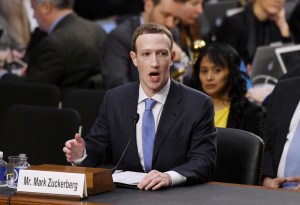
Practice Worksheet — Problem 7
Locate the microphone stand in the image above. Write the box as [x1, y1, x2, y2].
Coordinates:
[111, 114, 139, 174]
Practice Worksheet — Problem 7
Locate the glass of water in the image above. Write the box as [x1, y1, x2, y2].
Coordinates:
[7, 156, 19, 188]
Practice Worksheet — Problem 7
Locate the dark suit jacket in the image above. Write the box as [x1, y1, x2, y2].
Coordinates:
[83, 79, 217, 185]
[227, 99, 263, 136]
[262, 77, 300, 178]
[2, 13, 107, 93]
[216, 3, 292, 64]
[289, 3, 300, 44]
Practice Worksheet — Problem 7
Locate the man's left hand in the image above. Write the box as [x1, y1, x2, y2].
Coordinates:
[137, 170, 172, 190]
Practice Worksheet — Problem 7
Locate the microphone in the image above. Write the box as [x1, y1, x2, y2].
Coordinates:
[112, 113, 140, 174]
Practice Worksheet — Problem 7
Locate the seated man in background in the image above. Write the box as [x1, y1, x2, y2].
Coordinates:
[64, 23, 217, 190]
[101, 0, 188, 89]
[0, 0, 107, 95]
[262, 76, 300, 190]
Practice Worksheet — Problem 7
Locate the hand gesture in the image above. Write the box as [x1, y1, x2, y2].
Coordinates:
[63, 133, 85, 162]
[269, 8, 290, 37]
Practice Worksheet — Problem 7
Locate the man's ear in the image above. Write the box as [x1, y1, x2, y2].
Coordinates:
[144, 0, 154, 13]
[170, 50, 176, 66]
[42, 0, 55, 15]
[130, 51, 137, 67]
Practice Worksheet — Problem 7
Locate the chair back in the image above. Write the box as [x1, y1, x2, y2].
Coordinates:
[213, 128, 265, 185]
[0, 105, 81, 165]
[0, 82, 60, 123]
[62, 89, 106, 137]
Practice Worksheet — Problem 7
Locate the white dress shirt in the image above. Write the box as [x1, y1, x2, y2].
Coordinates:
[136, 78, 186, 186]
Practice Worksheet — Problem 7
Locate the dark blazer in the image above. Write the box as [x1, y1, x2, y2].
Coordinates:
[227, 99, 263, 136]
[83, 79, 217, 185]
[101, 16, 141, 89]
[289, 3, 300, 44]
[216, 3, 292, 64]
[2, 13, 107, 93]
[262, 77, 300, 178]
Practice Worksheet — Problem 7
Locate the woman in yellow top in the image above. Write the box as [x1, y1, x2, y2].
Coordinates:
[192, 43, 263, 136]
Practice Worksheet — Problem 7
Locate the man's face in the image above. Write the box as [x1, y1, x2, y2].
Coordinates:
[30, 0, 48, 31]
[146, 0, 180, 29]
[130, 33, 175, 97]
[178, 0, 203, 25]
[256, 0, 285, 16]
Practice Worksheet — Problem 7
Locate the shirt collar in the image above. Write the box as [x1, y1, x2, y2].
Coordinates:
[138, 78, 171, 105]
[48, 12, 72, 34]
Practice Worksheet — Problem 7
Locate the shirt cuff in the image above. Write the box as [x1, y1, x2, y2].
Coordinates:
[72, 149, 87, 166]
[165, 171, 186, 186]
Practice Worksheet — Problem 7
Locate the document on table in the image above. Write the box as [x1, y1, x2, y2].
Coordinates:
[112, 171, 147, 188]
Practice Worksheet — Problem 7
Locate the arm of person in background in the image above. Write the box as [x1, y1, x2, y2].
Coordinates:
[269, 8, 290, 38]
[246, 84, 275, 106]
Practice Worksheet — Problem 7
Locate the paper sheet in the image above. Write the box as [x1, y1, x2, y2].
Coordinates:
[112, 171, 147, 185]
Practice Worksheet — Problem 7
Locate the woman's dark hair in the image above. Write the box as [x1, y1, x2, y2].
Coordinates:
[192, 42, 247, 115]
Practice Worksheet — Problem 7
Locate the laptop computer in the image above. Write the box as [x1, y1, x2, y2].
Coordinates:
[275, 44, 300, 74]
[250, 43, 293, 86]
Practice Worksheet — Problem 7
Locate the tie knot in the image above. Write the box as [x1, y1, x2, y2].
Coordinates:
[145, 99, 156, 111]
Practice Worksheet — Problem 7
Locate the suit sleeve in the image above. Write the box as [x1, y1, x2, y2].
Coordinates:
[243, 101, 263, 137]
[81, 90, 112, 167]
[172, 97, 217, 184]
[262, 85, 279, 178]
[25, 37, 66, 84]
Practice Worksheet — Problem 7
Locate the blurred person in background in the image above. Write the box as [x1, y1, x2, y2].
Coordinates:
[0, 0, 107, 96]
[289, 2, 300, 44]
[73, 0, 144, 20]
[0, 0, 31, 72]
[192, 43, 263, 136]
[216, 0, 292, 67]
[172, 0, 208, 86]
[101, 0, 186, 89]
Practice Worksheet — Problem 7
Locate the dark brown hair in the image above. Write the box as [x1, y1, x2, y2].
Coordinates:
[132, 23, 173, 52]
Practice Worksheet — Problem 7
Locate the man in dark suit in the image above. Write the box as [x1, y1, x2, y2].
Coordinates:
[0, 0, 106, 94]
[101, 0, 187, 89]
[262, 76, 300, 190]
[64, 23, 216, 190]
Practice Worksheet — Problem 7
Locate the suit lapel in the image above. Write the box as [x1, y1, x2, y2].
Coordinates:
[153, 80, 183, 160]
[121, 83, 142, 170]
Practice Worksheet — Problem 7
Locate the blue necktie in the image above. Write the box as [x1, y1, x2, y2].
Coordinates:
[142, 99, 157, 173]
[283, 121, 300, 189]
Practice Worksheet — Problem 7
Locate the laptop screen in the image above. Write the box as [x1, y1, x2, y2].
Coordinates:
[250, 44, 289, 86]
[275, 44, 300, 73]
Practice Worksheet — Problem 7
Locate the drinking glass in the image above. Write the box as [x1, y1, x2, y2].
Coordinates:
[7, 156, 19, 188]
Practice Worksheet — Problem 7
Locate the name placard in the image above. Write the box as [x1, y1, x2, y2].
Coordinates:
[17, 169, 87, 198]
